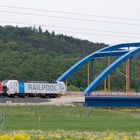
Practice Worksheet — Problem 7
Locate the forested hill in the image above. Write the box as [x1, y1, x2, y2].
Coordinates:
[0, 25, 107, 56]
[0, 25, 139, 92]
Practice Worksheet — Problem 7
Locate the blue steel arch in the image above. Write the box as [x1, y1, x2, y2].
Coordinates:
[84, 47, 140, 95]
[57, 42, 140, 82]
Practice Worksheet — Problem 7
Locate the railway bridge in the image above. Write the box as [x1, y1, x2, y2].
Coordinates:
[57, 42, 140, 107]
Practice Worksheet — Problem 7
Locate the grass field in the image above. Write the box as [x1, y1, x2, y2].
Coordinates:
[0, 105, 140, 132]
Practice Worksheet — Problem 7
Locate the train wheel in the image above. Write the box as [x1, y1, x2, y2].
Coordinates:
[9, 94, 14, 98]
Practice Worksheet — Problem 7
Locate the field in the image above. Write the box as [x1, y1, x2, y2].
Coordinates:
[0, 105, 140, 131]
[0, 106, 140, 139]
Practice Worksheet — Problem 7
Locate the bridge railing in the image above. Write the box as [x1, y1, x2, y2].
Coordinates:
[63, 91, 140, 97]
[89, 91, 140, 96]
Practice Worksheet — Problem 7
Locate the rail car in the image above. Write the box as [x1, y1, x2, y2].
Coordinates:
[0, 82, 3, 95]
[2, 80, 66, 98]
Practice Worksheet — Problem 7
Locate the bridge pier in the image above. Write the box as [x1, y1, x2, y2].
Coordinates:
[84, 96, 140, 107]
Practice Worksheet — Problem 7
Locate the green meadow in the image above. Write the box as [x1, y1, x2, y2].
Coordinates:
[0, 106, 140, 132]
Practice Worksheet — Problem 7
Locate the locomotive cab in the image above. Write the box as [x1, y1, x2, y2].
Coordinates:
[2, 80, 19, 96]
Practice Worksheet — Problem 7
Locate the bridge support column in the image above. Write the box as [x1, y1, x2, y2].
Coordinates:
[126, 59, 130, 96]
[108, 57, 111, 95]
[104, 79, 107, 95]
[104, 57, 111, 96]
[66, 80, 68, 92]
[90, 60, 94, 81]
[87, 60, 94, 94]
[87, 63, 90, 86]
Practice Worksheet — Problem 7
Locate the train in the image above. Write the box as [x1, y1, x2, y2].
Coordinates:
[0, 82, 3, 95]
[0, 80, 66, 98]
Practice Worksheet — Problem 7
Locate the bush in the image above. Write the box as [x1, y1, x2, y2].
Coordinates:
[67, 85, 79, 91]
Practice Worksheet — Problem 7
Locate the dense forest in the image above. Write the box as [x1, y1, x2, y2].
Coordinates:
[0, 25, 140, 92]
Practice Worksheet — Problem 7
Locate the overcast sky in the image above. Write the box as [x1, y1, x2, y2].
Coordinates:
[0, 0, 140, 45]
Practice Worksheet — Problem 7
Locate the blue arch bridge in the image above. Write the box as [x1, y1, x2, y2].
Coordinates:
[57, 42, 140, 107]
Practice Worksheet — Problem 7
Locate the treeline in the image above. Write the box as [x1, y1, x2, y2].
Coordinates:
[0, 25, 140, 92]
[0, 25, 106, 56]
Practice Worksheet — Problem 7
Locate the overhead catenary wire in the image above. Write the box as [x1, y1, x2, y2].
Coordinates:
[1, 20, 140, 36]
[1, 10, 140, 27]
[41, 29, 140, 39]
[0, 4, 140, 22]
[1, 20, 140, 39]
[0, 4, 140, 39]
[116, 69, 127, 77]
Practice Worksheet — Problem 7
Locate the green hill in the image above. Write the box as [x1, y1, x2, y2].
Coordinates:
[0, 25, 139, 92]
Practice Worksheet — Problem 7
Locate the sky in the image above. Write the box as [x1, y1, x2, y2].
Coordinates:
[0, 0, 140, 45]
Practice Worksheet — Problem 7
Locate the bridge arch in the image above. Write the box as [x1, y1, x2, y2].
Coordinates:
[57, 42, 140, 82]
[84, 47, 140, 95]
[57, 42, 140, 95]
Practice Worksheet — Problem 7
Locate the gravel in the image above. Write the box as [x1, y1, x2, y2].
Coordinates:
[0, 96, 85, 106]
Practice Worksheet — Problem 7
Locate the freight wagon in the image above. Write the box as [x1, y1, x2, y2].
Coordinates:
[2, 80, 66, 98]
[0, 82, 3, 95]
